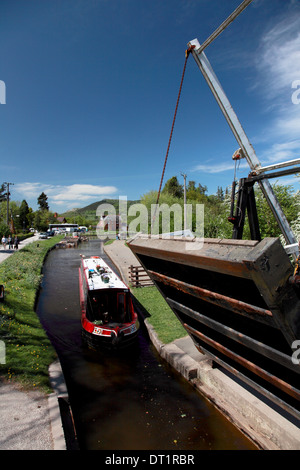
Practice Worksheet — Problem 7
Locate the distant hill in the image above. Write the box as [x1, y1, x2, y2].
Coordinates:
[61, 198, 140, 217]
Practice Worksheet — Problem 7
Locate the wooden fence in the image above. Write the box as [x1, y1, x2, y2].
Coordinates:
[128, 265, 153, 287]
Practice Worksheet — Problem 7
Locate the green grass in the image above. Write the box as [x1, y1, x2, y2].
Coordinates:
[132, 286, 186, 344]
[0, 236, 62, 392]
[104, 239, 116, 246]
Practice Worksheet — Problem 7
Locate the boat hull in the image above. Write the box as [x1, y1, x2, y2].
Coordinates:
[81, 324, 139, 351]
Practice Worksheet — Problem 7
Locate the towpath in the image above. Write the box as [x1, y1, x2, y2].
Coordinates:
[103, 239, 143, 285]
[0, 233, 64, 450]
[0, 233, 40, 263]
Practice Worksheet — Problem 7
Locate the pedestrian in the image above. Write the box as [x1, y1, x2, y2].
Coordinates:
[14, 236, 19, 250]
[1, 235, 7, 250]
[8, 235, 13, 249]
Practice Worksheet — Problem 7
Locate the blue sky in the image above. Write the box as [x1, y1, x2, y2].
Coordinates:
[1, 0, 300, 212]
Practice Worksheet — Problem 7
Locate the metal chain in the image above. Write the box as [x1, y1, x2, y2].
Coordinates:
[154, 46, 194, 212]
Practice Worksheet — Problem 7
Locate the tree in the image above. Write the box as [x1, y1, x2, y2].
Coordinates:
[19, 200, 30, 231]
[186, 180, 208, 202]
[251, 183, 299, 239]
[216, 186, 224, 202]
[140, 189, 185, 234]
[27, 207, 34, 229]
[139, 177, 300, 241]
[162, 176, 183, 199]
[33, 211, 42, 231]
[0, 222, 10, 237]
[220, 182, 299, 240]
[0, 183, 8, 202]
[38, 192, 49, 211]
[198, 183, 207, 195]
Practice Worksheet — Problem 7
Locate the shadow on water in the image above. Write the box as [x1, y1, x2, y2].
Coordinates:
[36, 239, 257, 450]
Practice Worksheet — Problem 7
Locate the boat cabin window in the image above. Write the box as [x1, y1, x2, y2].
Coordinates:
[86, 289, 131, 324]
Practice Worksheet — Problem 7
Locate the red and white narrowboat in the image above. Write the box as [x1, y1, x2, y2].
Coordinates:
[79, 256, 139, 350]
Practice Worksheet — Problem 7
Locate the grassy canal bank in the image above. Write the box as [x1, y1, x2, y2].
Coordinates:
[0, 236, 61, 393]
[132, 286, 186, 344]
[0, 236, 186, 392]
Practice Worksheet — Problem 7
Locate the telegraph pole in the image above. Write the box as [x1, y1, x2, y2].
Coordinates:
[181, 172, 187, 231]
[4, 182, 14, 226]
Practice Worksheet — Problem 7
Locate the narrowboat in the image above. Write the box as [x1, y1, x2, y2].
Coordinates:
[79, 255, 139, 350]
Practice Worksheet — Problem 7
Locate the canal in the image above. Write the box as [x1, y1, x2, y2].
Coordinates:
[36, 238, 257, 450]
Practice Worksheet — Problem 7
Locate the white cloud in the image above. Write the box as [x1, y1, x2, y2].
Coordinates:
[14, 183, 56, 199]
[51, 184, 117, 202]
[14, 182, 118, 210]
[257, 16, 300, 97]
[254, 10, 300, 143]
[259, 140, 300, 165]
[193, 161, 248, 174]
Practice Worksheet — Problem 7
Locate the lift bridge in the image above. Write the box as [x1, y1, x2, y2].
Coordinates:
[128, 1, 300, 420]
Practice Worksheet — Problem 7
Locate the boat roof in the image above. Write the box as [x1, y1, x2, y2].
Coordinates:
[81, 256, 127, 291]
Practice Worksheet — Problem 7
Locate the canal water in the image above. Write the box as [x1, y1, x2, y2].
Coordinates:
[36, 238, 256, 450]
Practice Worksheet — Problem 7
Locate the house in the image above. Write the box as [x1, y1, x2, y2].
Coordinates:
[54, 213, 67, 223]
[103, 214, 121, 231]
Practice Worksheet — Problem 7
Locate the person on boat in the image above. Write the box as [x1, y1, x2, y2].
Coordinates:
[102, 311, 109, 323]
